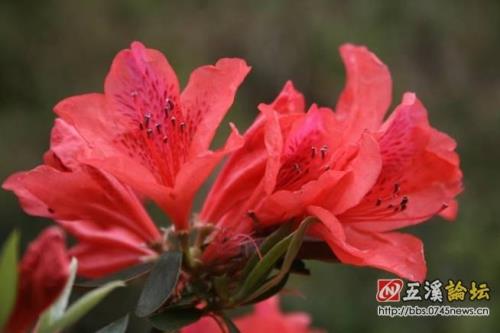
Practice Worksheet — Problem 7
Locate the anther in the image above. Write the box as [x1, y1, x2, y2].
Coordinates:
[162, 135, 168, 143]
[130, 91, 138, 97]
[180, 122, 186, 132]
[246, 210, 259, 226]
[146, 128, 153, 138]
[311, 147, 317, 158]
[400, 196, 409, 206]
[293, 163, 301, 173]
[171, 116, 176, 126]
[320, 145, 328, 160]
[164, 98, 174, 113]
[155, 123, 162, 134]
[144, 113, 152, 127]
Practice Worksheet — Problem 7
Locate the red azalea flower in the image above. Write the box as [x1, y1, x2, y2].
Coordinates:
[53, 41, 249, 230]
[3, 119, 161, 278]
[4, 227, 70, 333]
[201, 45, 462, 281]
[182, 297, 323, 333]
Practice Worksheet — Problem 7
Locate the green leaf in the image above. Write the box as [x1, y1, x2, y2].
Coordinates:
[76, 261, 154, 288]
[213, 275, 230, 301]
[149, 308, 202, 331]
[37, 257, 78, 330]
[233, 229, 294, 303]
[95, 314, 129, 333]
[243, 273, 290, 305]
[240, 224, 291, 279]
[219, 313, 240, 333]
[233, 217, 316, 304]
[0, 231, 19, 329]
[42, 280, 125, 333]
[135, 251, 182, 318]
[246, 217, 315, 301]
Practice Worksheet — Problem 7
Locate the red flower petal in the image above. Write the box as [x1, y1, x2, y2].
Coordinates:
[340, 93, 463, 232]
[69, 242, 150, 278]
[6, 227, 69, 333]
[201, 81, 305, 224]
[56, 42, 249, 229]
[336, 44, 392, 142]
[44, 119, 91, 170]
[168, 124, 245, 226]
[54, 93, 110, 153]
[308, 206, 426, 282]
[182, 297, 322, 333]
[236, 297, 318, 333]
[3, 165, 159, 278]
[105, 41, 180, 131]
[321, 133, 382, 214]
[181, 58, 250, 155]
[266, 80, 306, 115]
[255, 169, 346, 226]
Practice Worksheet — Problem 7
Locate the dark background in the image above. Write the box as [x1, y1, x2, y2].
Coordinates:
[1, 1, 499, 332]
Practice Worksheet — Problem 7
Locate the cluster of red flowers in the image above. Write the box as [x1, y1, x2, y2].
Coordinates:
[2, 41, 462, 332]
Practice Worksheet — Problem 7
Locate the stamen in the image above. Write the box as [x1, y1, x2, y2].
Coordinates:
[146, 128, 153, 138]
[155, 123, 162, 134]
[164, 97, 174, 113]
[320, 145, 328, 160]
[144, 113, 152, 127]
[180, 122, 186, 132]
[162, 135, 168, 143]
[311, 146, 317, 158]
[171, 116, 176, 126]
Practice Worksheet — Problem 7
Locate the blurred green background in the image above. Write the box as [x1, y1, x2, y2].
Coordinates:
[1, 0, 499, 332]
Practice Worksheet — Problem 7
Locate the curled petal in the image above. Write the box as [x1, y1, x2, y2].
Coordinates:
[308, 206, 426, 282]
[2, 165, 159, 277]
[266, 80, 306, 115]
[336, 44, 392, 142]
[324, 133, 382, 214]
[341, 93, 462, 231]
[181, 58, 251, 155]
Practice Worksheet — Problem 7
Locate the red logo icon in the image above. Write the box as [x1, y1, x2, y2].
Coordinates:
[376, 279, 404, 302]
